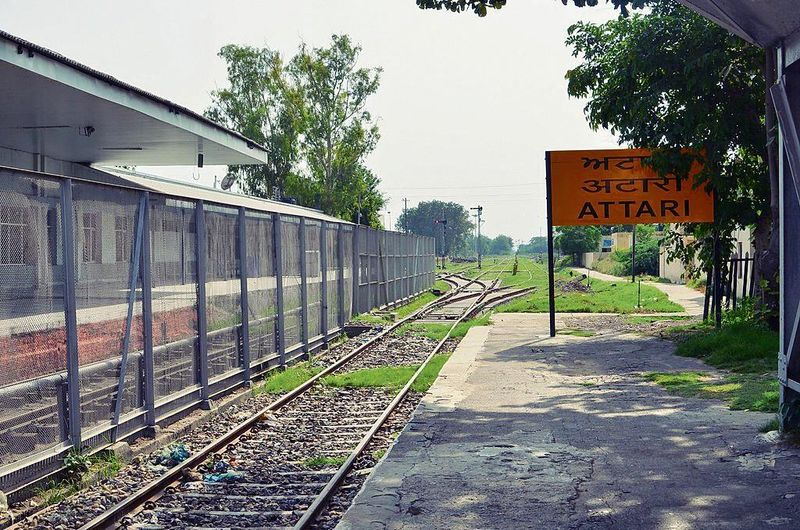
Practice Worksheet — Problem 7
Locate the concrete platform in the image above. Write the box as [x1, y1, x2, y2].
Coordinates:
[337, 313, 800, 530]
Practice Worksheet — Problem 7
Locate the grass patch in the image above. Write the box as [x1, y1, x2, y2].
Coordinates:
[373, 449, 386, 460]
[760, 418, 780, 433]
[257, 362, 322, 394]
[301, 455, 347, 469]
[577, 381, 597, 387]
[644, 371, 779, 412]
[395, 313, 493, 342]
[34, 450, 124, 507]
[352, 286, 448, 325]
[322, 354, 451, 394]
[673, 322, 778, 374]
[558, 329, 596, 337]
[481, 258, 683, 314]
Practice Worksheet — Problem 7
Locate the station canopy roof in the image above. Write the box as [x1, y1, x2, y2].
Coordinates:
[678, 0, 800, 48]
[99, 167, 348, 224]
[0, 30, 268, 166]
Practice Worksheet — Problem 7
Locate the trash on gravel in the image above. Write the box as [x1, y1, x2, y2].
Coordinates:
[203, 460, 244, 483]
[149, 443, 190, 471]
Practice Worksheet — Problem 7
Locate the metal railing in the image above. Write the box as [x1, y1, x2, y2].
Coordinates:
[0, 167, 435, 495]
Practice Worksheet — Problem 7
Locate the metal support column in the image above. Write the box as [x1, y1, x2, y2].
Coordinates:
[195, 201, 212, 409]
[238, 207, 251, 384]
[60, 180, 81, 449]
[112, 193, 146, 440]
[352, 225, 360, 316]
[545, 151, 557, 338]
[320, 221, 329, 344]
[337, 224, 346, 328]
[141, 193, 156, 435]
[299, 218, 309, 355]
[273, 214, 287, 367]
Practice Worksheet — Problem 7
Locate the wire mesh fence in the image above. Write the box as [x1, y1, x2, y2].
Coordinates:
[0, 168, 435, 494]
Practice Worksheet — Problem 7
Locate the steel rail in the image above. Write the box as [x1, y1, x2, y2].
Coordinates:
[74, 275, 487, 530]
[292, 266, 508, 528]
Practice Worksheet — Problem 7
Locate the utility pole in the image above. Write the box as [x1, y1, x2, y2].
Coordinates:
[470, 205, 483, 269]
[403, 198, 409, 234]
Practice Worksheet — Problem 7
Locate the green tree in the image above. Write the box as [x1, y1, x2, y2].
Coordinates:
[555, 226, 601, 261]
[565, 1, 775, 316]
[287, 35, 383, 220]
[397, 200, 473, 257]
[206, 45, 301, 199]
[518, 236, 548, 255]
[490, 235, 514, 255]
[414, 0, 647, 17]
[207, 35, 385, 225]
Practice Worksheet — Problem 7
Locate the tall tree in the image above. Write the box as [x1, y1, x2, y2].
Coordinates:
[490, 235, 514, 255]
[555, 226, 602, 262]
[287, 35, 383, 220]
[397, 200, 474, 257]
[206, 45, 301, 199]
[518, 236, 548, 255]
[565, 1, 775, 318]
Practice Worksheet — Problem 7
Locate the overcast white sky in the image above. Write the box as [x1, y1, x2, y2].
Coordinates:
[3, 0, 619, 242]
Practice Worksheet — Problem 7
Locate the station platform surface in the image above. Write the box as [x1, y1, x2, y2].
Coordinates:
[337, 313, 800, 530]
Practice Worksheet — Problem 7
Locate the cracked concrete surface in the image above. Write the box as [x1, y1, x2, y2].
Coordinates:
[336, 313, 800, 530]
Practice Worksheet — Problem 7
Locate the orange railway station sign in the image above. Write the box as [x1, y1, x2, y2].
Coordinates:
[546, 148, 714, 226]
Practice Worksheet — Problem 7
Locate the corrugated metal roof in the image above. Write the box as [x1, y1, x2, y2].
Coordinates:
[678, 0, 800, 48]
[0, 30, 268, 166]
[99, 167, 350, 224]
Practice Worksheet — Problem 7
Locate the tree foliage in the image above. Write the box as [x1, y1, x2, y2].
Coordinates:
[565, 1, 775, 308]
[207, 45, 301, 199]
[287, 35, 383, 220]
[490, 234, 514, 255]
[396, 200, 474, 257]
[207, 35, 385, 225]
[414, 0, 647, 17]
[517, 236, 548, 255]
[555, 226, 602, 257]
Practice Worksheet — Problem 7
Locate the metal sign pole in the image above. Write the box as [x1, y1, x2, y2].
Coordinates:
[545, 151, 556, 338]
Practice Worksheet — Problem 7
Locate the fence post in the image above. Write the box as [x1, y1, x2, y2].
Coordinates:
[141, 193, 156, 435]
[732, 257, 739, 310]
[273, 214, 286, 367]
[352, 226, 360, 316]
[337, 224, 346, 328]
[238, 207, 251, 384]
[299, 218, 309, 356]
[195, 200, 211, 409]
[60, 180, 81, 450]
[320, 221, 329, 344]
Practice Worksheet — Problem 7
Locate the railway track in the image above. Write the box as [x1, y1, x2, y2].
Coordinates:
[17, 259, 523, 530]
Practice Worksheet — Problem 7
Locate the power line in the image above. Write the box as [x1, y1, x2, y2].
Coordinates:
[383, 182, 543, 190]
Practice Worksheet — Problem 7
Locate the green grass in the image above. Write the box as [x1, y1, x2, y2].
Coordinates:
[351, 283, 449, 325]
[256, 362, 322, 394]
[372, 449, 386, 460]
[645, 318, 780, 414]
[469, 257, 684, 314]
[760, 418, 780, 433]
[34, 450, 124, 507]
[395, 313, 493, 342]
[301, 455, 347, 469]
[322, 354, 451, 393]
[558, 329, 596, 337]
[644, 371, 779, 412]
[673, 322, 778, 374]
